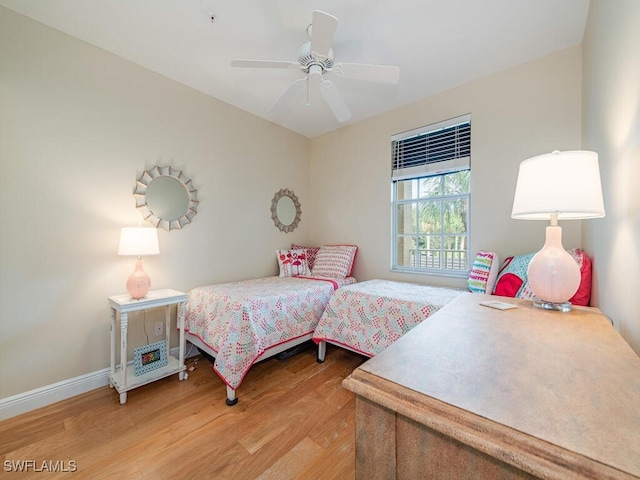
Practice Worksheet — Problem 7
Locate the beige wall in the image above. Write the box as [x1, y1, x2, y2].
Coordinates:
[0, 8, 310, 398]
[3, 1, 637, 404]
[582, 0, 640, 354]
[308, 46, 583, 289]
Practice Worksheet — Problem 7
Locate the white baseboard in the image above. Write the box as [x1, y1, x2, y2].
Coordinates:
[0, 368, 111, 421]
[0, 346, 196, 421]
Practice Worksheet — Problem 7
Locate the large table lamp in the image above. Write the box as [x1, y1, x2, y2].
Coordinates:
[511, 150, 605, 311]
[118, 226, 160, 299]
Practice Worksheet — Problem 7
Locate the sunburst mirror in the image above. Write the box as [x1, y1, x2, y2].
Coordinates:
[271, 188, 301, 233]
[133, 166, 198, 231]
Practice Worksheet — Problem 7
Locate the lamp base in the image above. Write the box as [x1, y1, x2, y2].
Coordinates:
[532, 297, 573, 312]
[126, 258, 151, 300]
[527, 223, 580, 311]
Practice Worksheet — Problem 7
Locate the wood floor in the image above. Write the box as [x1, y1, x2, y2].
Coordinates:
[0, 344, 366, 479]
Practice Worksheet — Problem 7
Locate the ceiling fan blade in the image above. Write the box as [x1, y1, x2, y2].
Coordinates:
[268, 79, 306, 115]
[231, 59, 298, 69]
[320, 80, 351, 123]
[310, 10, 338, 58]
[336, 63, 400, 84]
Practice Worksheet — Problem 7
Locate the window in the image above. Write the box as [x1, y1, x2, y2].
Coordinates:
[391, 115, 471, 275]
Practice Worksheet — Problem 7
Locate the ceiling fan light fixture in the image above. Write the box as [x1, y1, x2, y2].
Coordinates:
[308, 64, 323, 77]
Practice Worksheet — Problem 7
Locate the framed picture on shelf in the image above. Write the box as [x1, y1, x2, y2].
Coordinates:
[133, 340, 168, 376]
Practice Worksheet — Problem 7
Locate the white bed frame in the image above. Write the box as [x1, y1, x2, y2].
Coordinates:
[185, 331, 321, 405]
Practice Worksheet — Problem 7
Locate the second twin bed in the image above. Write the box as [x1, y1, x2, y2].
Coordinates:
[313, 279, 463, 360]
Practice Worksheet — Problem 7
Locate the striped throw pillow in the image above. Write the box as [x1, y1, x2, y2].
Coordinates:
[311, 245, 358, 279]
[467, 251, 499, 294]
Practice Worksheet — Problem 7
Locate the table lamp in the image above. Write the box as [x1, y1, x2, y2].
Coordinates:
[118, 226, 160, 299]
[511, 150, 605, 311]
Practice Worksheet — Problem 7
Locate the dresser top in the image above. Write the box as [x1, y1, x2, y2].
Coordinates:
[352, 293, 640, 478]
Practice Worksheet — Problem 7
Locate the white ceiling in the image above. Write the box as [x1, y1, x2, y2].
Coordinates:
[0, 0, 591, 138]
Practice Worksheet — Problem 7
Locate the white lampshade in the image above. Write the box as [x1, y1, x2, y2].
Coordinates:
[511, 150, 605, 311]
[511, 150, 605, 220]
[118, 227, 160, 257]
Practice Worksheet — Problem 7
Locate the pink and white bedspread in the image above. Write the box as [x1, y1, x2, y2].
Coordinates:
[313, 279, 463, 357]
[185, 276, 356, 390]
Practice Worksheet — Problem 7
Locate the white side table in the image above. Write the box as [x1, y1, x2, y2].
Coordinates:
[108, 289, 188, 404]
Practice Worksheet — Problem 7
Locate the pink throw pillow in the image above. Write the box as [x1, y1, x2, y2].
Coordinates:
[568, 248, 592, 306]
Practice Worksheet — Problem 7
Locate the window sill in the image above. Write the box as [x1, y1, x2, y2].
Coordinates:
[391, 267, 469, 279]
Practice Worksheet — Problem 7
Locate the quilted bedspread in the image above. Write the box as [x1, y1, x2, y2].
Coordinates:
[313, 279, 463, 357]
[185, 276, 356, 389]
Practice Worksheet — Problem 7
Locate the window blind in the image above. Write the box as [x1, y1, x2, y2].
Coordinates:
[391, 114, 471, 181]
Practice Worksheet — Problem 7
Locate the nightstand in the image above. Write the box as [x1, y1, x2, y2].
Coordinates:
[108, 289, 188, 404]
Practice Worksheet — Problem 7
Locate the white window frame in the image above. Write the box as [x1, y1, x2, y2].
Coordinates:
[391, 115, 471, 277]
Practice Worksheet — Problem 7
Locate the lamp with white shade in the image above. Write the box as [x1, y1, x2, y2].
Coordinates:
[118, 226, 160, 299]
[511, 150, 605, 311]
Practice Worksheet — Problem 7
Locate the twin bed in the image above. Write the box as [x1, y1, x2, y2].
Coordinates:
[184, 275, 461, 405]
[313, 279, 463, 360]
[184, 275, 356, 404]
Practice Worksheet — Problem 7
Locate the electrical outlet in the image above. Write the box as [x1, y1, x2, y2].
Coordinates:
[154, 322, 163, 337]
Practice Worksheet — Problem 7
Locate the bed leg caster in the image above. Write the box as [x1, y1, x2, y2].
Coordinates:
[317, 341, 326, 363]
[226, 386, 238, 406]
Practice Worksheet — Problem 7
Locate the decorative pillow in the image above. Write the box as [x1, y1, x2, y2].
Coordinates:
[276, 249, 311, 278]
[467, 251, 499, 294]
[290, 243, 320, 270]
[311, 245, 358, 279]
[492, 252, 536, 298]
[492, 249, 593, 305]
[568, 248, 592, 306]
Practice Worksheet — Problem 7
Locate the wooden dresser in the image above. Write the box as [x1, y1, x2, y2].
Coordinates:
[343, 293, 640, 480]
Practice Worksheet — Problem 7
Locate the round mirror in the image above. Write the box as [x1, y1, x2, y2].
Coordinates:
[133, 166, 198, 231]
[145, 176, 189, 221]
[271, 188, 301, 233]
[276, 195, 296, 226]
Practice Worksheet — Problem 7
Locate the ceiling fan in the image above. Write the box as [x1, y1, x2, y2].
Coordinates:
[231, 10, 400, 123]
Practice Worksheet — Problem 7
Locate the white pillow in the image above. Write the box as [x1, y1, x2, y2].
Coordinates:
[276, 249, 311, 277]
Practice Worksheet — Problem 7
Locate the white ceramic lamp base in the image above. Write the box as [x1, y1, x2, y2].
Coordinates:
[528, 225, 580, 312]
